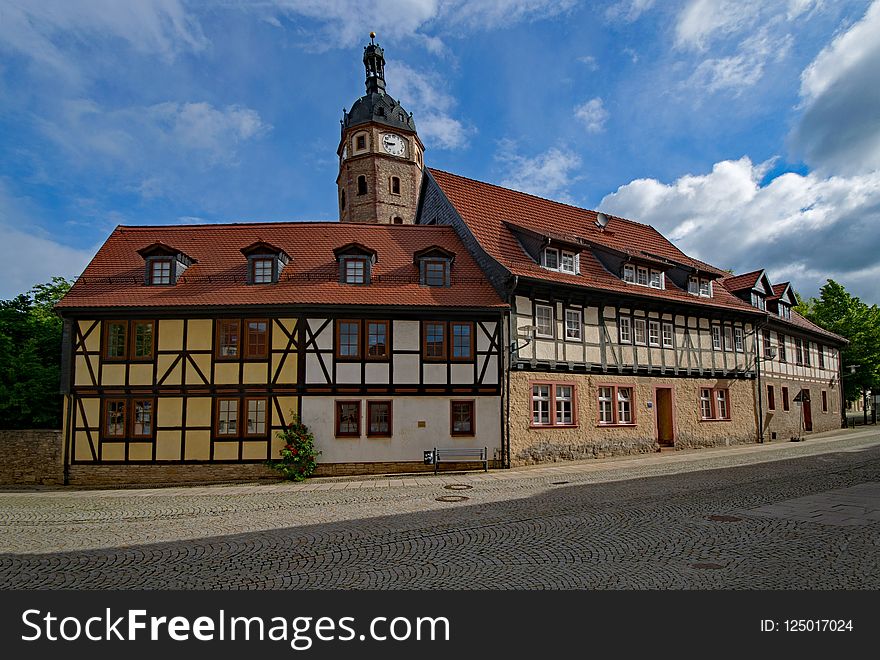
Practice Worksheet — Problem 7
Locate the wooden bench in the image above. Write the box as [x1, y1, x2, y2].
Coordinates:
[432, 447, 488, 473]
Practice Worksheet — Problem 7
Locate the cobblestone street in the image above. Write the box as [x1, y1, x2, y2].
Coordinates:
[1, 429, 879, 589]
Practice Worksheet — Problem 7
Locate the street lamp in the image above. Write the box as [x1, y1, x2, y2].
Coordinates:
[843, 364, 861, 426]
[754, 342, 777, 443]
[510, 325, 537, 356]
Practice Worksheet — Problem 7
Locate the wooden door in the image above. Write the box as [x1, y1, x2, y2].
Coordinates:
[656, 388, 674, 446]
[802, 391, 813, 432]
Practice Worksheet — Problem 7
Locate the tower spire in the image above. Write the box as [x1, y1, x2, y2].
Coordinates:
[363, 31, 386, 95]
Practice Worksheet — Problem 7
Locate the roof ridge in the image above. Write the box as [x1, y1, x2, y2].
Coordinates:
[428, 167, 657, 230]
[115, 221, 454, 231]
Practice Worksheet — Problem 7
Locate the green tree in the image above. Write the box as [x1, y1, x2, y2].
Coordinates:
[0, 277, 72, 429]
[796, 279, 880, 404]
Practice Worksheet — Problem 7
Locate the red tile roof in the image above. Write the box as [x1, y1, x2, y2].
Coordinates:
[719, 269, 764, 292]
[771, 282, 790, 297]
[776, 310, 847, 344]
[428, 169, 760, 315]
[57, 222, 505, 311]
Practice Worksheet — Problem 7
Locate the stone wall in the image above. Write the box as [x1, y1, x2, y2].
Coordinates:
[0, 429, 64, 486]
[508, 372, 757, 466]
[762, 379, 842, 441]
[67, 459, 499, 487]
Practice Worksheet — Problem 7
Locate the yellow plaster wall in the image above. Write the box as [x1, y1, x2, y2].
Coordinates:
[186, 319, 213, 351]
[158, 320, 184, 351]
[212, 442, 238, 461]
[101, 443, 125, 462]
[79, 321, 101, 352]
[214, 362, 239, 384]
[128, 442, 153, 461]
[186, 397, 212, 427]
[184, 430, 211, 460]
[128, 364, 153, 386]
[155, 430, 182, 461]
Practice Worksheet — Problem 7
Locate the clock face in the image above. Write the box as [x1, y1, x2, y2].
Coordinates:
[382, 133, 406, 156]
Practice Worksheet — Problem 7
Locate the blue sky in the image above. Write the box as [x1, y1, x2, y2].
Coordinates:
[2, 0, 880, 303]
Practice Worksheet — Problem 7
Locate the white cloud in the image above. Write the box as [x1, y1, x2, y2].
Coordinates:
[605, 0, 656, 23]
[600, 157, 880, 303]
[39, 99, 271, 169]
[386, 62, 473, 149]
[265, 0, 574, 49]
[497, 140, 582, 202]
[574, 98, 609, 133]
[675, 0, 767, 51]
[0, 181, 95, 298]
[0, 0, 206, 82]
[577, 55, 599, 71]
[686, 29, 792, 95]
[791, 0, 880, 175]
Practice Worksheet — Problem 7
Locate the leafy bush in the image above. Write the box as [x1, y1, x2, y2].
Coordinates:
[266, 414, 321, 481]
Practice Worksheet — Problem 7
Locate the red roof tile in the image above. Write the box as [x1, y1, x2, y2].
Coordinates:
[57, 222, 505, 311]
[428, 169, 760, 315]
[776, 310, 847, 344]
[719, 269, 764, 292]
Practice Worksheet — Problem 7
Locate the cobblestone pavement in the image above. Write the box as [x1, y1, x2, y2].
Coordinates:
[1, 429, 879, 589]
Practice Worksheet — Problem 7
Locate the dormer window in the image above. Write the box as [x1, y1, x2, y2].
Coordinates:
[688, 276, 712, 297]
[241, 241, 289, 285]
[252, 258, 274, 284]
[335, 242, 377, 286]
[137, 242, 194, 286]
[150, 259, 172, 285]
[541, 247, 579, 274]
[344, 257, 368, 284]
[624, 263, 665, 289]
[751, 292, 765, 310]
[414, 245, 455, 287]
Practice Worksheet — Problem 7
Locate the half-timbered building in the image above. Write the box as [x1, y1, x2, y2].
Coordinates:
[722, 271, 845, 440]
[56, 222, 504, 484]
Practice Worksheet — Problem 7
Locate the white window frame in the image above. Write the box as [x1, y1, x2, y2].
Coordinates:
[623, 265, 635, 283]
[542, 248, 559, 270]
[597, 385, 635, 426]
[649, 270, 663, 289]
[560, 251, 576, 274]
[555, 385, 574, 425]
[637, 266, 649, 286]
[531, 384, 551, 425]
[699, 279, 712, 297]
[688, 277, 699, 295]
[619, 316, 631, 343]
[564, 309, 582, 341]
[648, 320, 660, 347]
[662, 322, 674, 348]
[712, 326, 721, 350]
[723, 326, 733, 352]
[634, 318, 647, 345]
[598, 387, 614, 424]
[535, 304, 554, 338]
[734, 327, 744, 352]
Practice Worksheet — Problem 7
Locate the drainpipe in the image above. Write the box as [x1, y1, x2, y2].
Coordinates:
[756, 328, 763, 443]
[504, 276, 518, 469]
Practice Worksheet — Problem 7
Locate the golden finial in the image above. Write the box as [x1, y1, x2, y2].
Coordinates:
[370, 31, 376, 43]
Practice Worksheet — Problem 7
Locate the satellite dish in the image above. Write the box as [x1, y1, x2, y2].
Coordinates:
[595, 212, 609, 230]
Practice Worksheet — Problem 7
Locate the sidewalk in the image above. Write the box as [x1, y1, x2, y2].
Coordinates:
[5, 425, 879, 500]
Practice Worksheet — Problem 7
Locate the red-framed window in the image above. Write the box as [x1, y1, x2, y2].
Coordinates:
[335, 401, 361, 437]
[244, 397, 268, 437]
[367, 401, 392, 437]
[700, 388, 730, 420]
[215, 398, 239, 436]
[336, 319, 361, 360]
[450, 400, 475, 436]
[104, 321, 128, 360]
[366, 320, 390, 360]
[596, 385, 634, 425]
[530, 382, 577, 427]
[149, 258, 173, 285]
[244, 319, 268, 359]
[103, 399, 127, 438]
[131, 399, 154, 438]
[216, 319, 241, 359]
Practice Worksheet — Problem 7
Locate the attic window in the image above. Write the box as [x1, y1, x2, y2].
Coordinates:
[252, 259, 274, 284]
[689, 276, 712, 297]
[150, 259, 172, 285]
[778, 303, 791, 319]
[415, 245, 456, 287]
[624, 264, 664, 289]
[541, 247, 579, 274]
[138, 242, 193, 286]
[240, 241, 289, 285]
[343, 257, 369, 284]
[542, 248, 559, 270]
[751, 292, 765, 310]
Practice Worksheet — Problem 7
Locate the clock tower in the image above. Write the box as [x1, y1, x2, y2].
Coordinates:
[337, 34, 425, 225]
